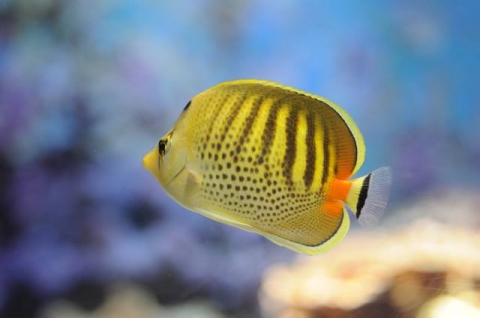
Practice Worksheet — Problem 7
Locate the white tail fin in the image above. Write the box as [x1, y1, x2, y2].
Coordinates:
[345, 167, 392, 228]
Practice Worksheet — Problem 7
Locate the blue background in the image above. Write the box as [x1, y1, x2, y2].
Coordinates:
[1, 1, 479, 317]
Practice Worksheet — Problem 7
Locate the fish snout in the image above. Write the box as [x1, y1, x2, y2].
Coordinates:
[142, 149, 158, 173]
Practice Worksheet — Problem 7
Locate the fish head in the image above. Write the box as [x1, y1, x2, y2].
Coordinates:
[143, 123, 198, 207]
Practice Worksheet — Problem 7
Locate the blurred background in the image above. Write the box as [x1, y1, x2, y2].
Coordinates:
[1, 0, 480, 317]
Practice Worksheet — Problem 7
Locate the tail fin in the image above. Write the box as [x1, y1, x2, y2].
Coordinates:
[345, 167, 392, 228]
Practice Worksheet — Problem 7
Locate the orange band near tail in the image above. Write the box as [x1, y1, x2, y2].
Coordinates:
[322, 201, 344, 217]
[327, 179, 352, 202]
[322, 179, 352, 218]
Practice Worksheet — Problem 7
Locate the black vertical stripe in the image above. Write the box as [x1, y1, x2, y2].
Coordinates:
[219, 92, 248, 141]
[356, 173, 371, 218]
[291, 95, 358, 176]
[235, 96, 263, 153]
[304, 111, 316, 188]
[321, 116, 330, 185]
[256, 100, 282, 165]
[283, 107, 299, 184]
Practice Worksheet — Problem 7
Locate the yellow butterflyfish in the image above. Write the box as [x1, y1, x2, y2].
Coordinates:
[143, 80, 392, 254]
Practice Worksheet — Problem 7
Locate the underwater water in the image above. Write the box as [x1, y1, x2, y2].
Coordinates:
[1, 1, 480, 317]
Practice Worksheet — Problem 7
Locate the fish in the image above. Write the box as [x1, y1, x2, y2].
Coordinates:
[143, 79, 392, 255]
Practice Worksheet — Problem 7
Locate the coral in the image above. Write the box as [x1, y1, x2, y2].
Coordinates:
[260, 220, 480, 318]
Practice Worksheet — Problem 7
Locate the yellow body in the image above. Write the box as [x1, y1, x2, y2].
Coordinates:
[143, 80, 390, 254]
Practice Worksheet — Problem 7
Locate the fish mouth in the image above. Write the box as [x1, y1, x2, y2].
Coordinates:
[142, 150, 159, 172]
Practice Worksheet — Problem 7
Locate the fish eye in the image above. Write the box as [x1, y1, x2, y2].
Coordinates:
[158, 138, 170, 156]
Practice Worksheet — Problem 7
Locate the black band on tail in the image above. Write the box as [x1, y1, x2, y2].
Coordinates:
[356, 173, 371, 218]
